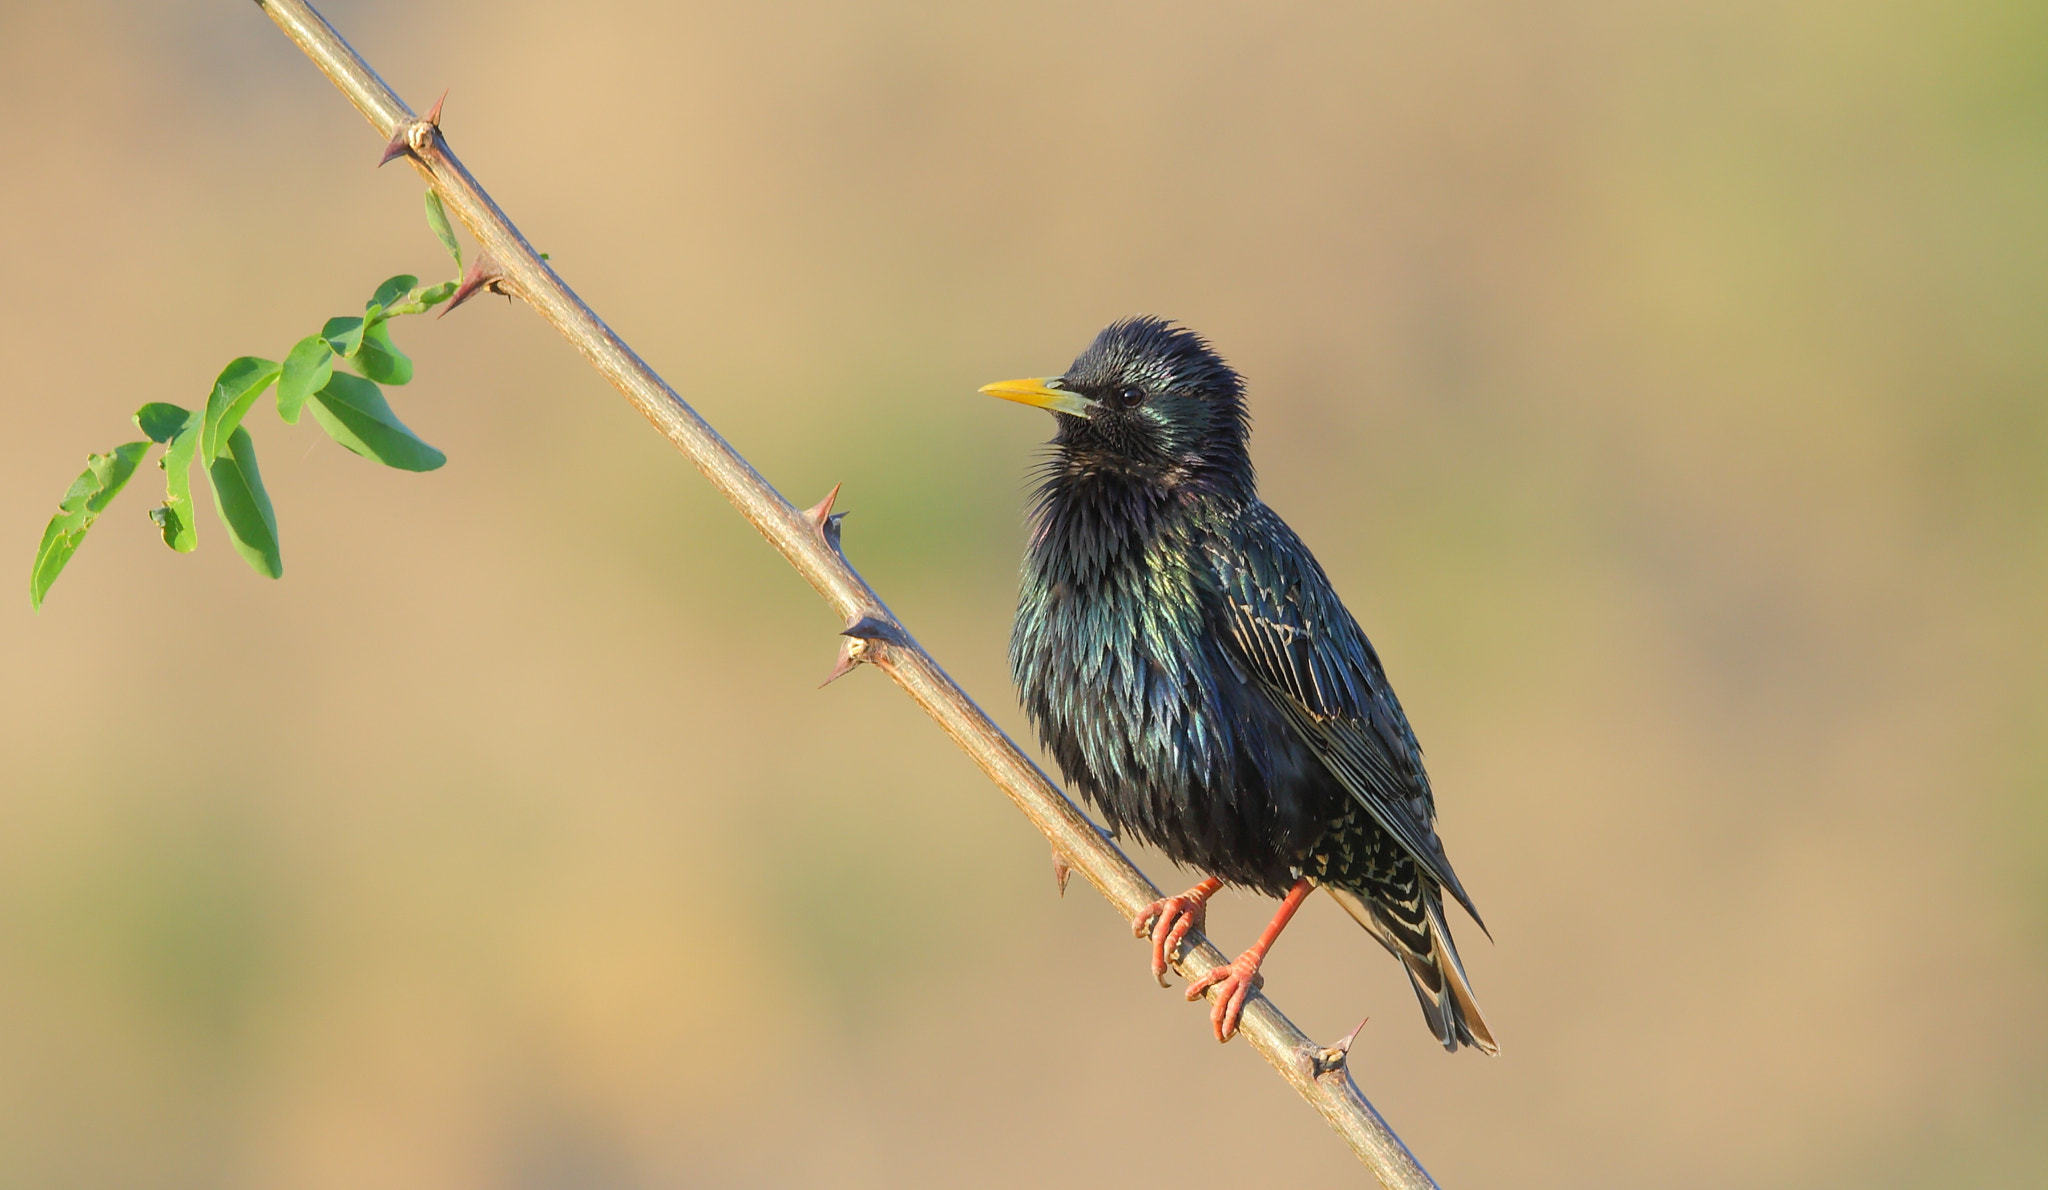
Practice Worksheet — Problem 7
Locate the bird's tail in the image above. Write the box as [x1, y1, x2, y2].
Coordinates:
[1327, 883, 1498, 1056]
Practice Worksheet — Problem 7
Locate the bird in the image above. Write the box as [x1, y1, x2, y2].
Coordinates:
[982, 317, 1496, 1053]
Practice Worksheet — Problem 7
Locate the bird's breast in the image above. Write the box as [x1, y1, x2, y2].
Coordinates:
[1011, 509, 1329, 889]
[1013, 512, 1214, 779]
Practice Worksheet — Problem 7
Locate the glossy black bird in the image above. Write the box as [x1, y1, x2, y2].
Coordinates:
[983, 317, 1496, 1052]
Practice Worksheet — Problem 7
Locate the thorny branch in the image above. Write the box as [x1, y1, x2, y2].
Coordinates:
[252, 2, 1443, 1184]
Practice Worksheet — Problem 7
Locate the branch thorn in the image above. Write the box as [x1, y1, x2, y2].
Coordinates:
[821, 614, 905, 686]
[1312, 1017, 1370, 1077]
[840, 615, 911, 650]
[802, 483, 840, 526]
[379, 90, 448, 167]
[803, 484, 849, 552]
[378, 127, 412, 167]
[820, 635, 867, 687]
[441, 249, 513, 316]
[1052, 848, 1072, 896]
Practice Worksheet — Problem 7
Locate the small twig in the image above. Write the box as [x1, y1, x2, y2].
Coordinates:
[250, 3, 1442, 1184]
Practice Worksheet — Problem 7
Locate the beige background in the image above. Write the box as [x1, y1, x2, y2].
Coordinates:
[4, 1, 2045, 1186]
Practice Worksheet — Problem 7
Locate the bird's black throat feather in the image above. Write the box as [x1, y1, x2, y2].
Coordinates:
[1024, 455, 1178, 588]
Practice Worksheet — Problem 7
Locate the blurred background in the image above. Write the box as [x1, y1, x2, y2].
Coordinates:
[3, 1, 2044, 1186]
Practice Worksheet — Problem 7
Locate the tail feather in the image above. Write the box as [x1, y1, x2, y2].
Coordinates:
[1327, 885, 1498, 1056]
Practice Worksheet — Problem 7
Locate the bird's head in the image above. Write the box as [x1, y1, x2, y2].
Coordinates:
[982, 317, 1252, 497]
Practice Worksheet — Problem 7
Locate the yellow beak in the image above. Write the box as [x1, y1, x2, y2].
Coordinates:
[979, 376, 1097, 417]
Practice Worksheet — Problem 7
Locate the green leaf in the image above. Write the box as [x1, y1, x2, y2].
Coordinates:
[206, 425, 281, 578]
[76, 442, 150, 515]
[322, 316, 365, 358]
[148, 505, 188, 550]
[307, 373, 446, 472]
[417, 279, 457, 308]
[369, 274, 418, 313]
[278, 335, 335, 424]
[135, 401, 190, 444]
[134, 403, 201, 552]
[425, 189, 462, 268]
[30, 441, 151, 610]
[353, 320, 414, 386]
[31, 520, 82, 611]
[200, 355, 280, 462]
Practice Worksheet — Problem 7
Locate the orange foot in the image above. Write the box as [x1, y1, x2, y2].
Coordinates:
[1187, 950, 1266, 1042]
[1184, 877, 1314, 1043]
[1132, 877, 1222, 987]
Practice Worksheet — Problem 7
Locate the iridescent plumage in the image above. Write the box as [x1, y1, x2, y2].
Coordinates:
[995, 317, 1495, 1053]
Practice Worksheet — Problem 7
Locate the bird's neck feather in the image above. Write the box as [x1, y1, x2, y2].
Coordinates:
[1027, 463, 1210, 588]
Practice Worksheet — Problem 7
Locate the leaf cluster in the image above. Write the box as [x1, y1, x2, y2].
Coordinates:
[30, 193, 466, 609]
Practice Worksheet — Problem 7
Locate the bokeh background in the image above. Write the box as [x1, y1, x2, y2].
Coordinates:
[3, 1, 2044, 1186]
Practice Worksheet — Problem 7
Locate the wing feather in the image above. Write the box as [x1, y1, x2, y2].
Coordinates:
[1202, 506, 1485, 929]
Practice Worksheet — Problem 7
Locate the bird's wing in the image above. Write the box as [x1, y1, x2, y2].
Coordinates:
[1202, 505, 1484, 928]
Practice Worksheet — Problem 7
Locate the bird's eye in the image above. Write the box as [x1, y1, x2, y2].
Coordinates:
[1117, 385, 1147, 408]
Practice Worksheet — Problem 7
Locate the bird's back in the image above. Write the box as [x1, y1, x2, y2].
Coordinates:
[1192, 500, 1497, 1052]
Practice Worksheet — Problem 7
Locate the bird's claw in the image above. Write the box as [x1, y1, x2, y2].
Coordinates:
[1133, 892, 1208, 988]
[1186, 952, 1265, 1043]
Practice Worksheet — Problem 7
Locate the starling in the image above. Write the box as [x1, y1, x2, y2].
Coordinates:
[983, 317, 1496, 1052]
